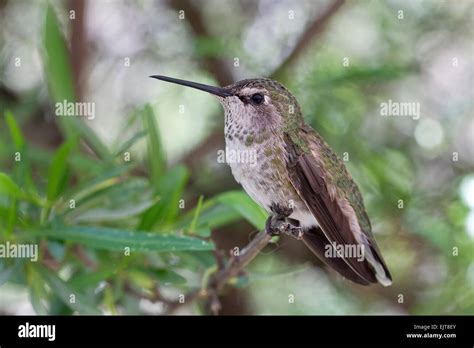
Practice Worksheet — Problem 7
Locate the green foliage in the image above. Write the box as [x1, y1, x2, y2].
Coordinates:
[216, 191, 267, 229]
[0, 0, 472, 316]
[36, 226, 213, 252]
[138, 166, 189, 230]
[141, 105, 166, 185]
[0, 110, 230, 314]
[43, 5, 75, 106]
[46, 138, 76, 203]
[36, 266, 101, 314]
[43, 4, 111, 160]
[0, 172, 23, 198]
[5, 111, 25, 150]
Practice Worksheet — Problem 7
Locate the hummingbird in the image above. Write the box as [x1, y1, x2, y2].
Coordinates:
[150, 75, 392, 286]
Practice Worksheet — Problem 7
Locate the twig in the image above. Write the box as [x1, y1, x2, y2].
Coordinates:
[166, 0, 234, 86]
[163, 228, 272, 315]
[72, 245, 97, 270]
[124, 281, 176, 305]
[271, 0, 346, 80]
[207, 229, 271, 293]
[69, 0, 88, 101]
[213, 249, 226, 271]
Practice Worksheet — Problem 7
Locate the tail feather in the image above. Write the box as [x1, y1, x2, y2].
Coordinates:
[302, 226, 392, 286]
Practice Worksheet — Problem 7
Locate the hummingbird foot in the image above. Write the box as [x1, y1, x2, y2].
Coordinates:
[265, 204, 304, 240]
[265, 215, 283, 236]
[282, 221, 304, 240]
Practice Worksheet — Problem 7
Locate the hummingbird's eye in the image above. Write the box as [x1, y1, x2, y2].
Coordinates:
[250, 93, 264, 105]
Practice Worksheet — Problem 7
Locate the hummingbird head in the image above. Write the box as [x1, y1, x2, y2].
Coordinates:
[150, 75, 303, 133]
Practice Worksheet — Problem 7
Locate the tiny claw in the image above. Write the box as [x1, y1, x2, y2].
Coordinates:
[291, 228, 304, 240]
[265, 215, 281, 236]
[265, 212, 304, 240]
[282, 223, 303, 240]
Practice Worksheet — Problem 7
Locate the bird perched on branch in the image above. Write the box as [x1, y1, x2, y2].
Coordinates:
[151, 75, 392, 286]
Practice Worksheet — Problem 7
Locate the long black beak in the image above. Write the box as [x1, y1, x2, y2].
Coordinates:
[150, 75, 233, 97]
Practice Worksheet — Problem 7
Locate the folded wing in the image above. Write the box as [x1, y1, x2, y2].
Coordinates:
[285, 130, 392, 286]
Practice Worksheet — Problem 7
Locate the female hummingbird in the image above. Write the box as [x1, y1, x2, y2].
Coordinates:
[151, 75, 392, 286]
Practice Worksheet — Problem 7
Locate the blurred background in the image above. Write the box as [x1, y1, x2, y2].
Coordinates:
[0, 0, 473, 315]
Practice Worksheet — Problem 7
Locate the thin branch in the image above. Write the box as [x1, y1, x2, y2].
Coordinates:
[166, 0, 234, 86]
[208, 229, 271, 293]
[271, 0, 346, 80]
[124, 281, 176, 305]
[69, 0, 88, 101]
[163, 228, 272, 315]
[72, 245, 96, 270]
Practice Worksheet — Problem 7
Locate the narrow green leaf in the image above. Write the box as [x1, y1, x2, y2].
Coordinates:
[43, 5, 75, 107]
[47, 138, 76, 202]
[69, 269, 117, 290]
[188, 195, 204, 232]
[36, 266, 101, 314]
[0, 172, 22, 198]
[4, 111, 38, 195]
[43, 4, 110, 160]
[61, 165, 132, 209]
[5, 111, 25, 150]
[71, 197, 157, 223]
[142, 105, 166, 186]
[154, 269, 187, 285]
[27, 265, 49, 315]
[175, 200, 241, 230]
[216, 191, 268, 229]
[0, 173, 43, 210]
[192, 205, 241, 229]
[65, 177, 151, 221]
[43, 4, 75, 138]
[36, 226, 214, 252]
[114, 129, 147, 157]
[138, 165, 189, 230]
